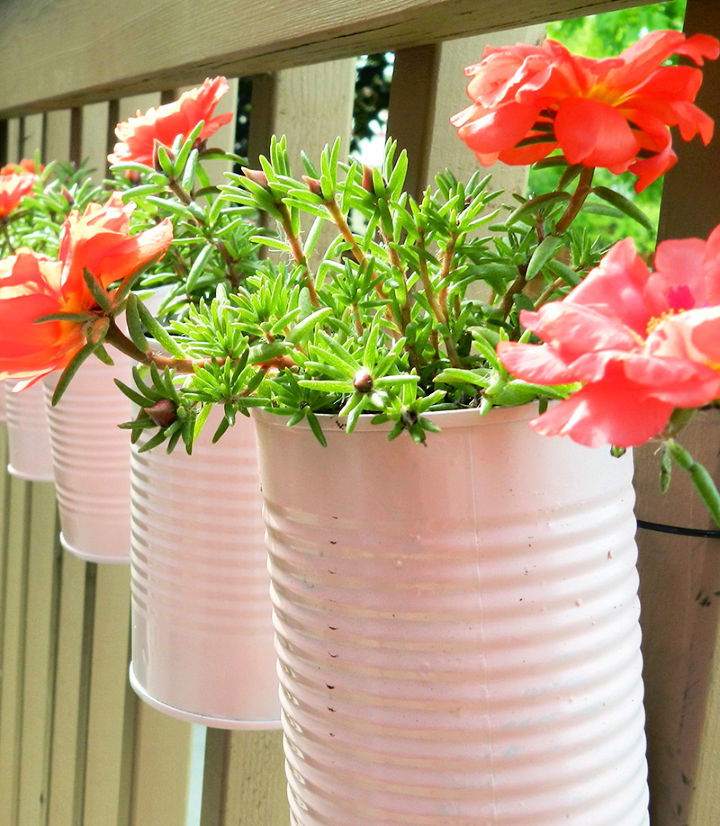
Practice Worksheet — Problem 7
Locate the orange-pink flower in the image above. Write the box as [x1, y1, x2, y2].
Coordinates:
[58, 193, 173, 293]
[0, 194, 172, 383]
[0, 172, 35, 218]
[108, 77, 233, 167]
[0, 158, 43, 175]
[497, 228, 720, 448]
[452, 30, 719, 191]
[0, 251, 88, 382]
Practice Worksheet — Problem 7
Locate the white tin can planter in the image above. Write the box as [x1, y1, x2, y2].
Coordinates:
[253, 405, 649, 826]
[44, 358, 132, 563]
[6, 380, 54, 482]
[0, 380, 7, 423]
[129, 411, 281, 729]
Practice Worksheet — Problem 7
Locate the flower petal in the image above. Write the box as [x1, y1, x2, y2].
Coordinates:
[529, 370, 673, 448]
[555, 97, 639, 168]
[496, 341, 576, 384]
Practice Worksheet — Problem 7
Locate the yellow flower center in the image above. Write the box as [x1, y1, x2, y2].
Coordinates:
[646, 308, 683, 336]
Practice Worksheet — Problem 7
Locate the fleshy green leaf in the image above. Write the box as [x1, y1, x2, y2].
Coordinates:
[591, 186, 654, 231]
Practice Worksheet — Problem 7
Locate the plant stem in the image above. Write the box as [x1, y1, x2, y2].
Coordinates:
[664, 437, 720, 528]
[417, 233, 462, 369]
[499, 264, 529, 321]
[168, 178, 242, 290]
[105, 316, 220, 374]
[554, 166, 595, 235]
[277, 202, 319, 305]
[437, 237, 458, 319]
[324, 198, 366, 265]
[535, 276, 567, 307]
[1, 220, 16, 254]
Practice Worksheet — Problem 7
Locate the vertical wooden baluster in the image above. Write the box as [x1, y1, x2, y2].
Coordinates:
[203, 78, 239, 187]
[388, 27, 544, 198]
[38, 108, 93, 826]
[47, 555, 95, 826]
[200, 57, 356, 826]
[6, 117, 21, 164]
[44, 110, 73, 164]
[0, 426, 8, 720]
[113, 89, 197, 826]
[79, 102, 112, 184]
[16, 481, 60, 826]
[636, 4, 720, 825]
[0, 475, 32, 825]
[20, 112, 44, 161]
[0, 428, 12, 817]
[73, 99, 137, 826]
[14, 108, 58, 826]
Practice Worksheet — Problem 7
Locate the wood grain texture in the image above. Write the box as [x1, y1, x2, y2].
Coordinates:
[0, 477, 30, 826]
[44, 110, 73, 164]
[116, 93, 162, 123]
[6, 119, 21, 163]
[21, 113, 44, 162]
[82, 564, 135, 826]
[79, 102, 111, 184]
[635, 407, 720, 826]
[254, 59, 356, 166]
[0, 0, 657, 116]
[129, 704, 193, 826]
[634, 2, 720, 822]
[690, 644, 720, 824]
[47, 555, 94, 826]
[17, 483, 60, 826]
[223, 731, 288, 825]
[0, 428, 9, 709]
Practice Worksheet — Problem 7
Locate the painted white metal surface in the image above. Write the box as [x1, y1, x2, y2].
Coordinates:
[44, 357, 132, 563]
[130, 410, 281, 729]
[253, 405, 649, 826]
[6, 380, 54, 482]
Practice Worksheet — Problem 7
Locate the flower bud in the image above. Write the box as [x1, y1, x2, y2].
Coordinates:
[302, 176, 323, 197]
[143, 398, 178, 428]
[60, 186, 75, 206]
[353, 368, 373, 394]
[88, 316, 109, 345]
[152, 140, 174, 173]
[361, 165, 375, 195]
[241, 167, 269, 188]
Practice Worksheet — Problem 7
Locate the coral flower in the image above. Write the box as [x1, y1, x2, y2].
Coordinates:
[497, 228, 720, 448]
[0, 251, 89, 382]
[0, 172, 35, 218]
[0, 194, 172, 384]
[59, 192, 173, 293]
[452, 30, 719, 191]
[0, 159, 44, 175]
[108, 77, 233, 167]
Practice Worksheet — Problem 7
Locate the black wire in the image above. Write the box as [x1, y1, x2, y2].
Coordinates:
[637, 519, 720, 539]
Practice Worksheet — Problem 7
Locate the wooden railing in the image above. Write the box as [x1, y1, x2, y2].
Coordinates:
[0, 1, 719, 824]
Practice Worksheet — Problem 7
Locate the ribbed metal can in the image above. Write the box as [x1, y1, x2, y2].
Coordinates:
[129, 411, 281, 728]
[44, 358, 132, 563]
[253, 405, 649, 826]
[6, 380, 54, 482]
[0, 381, 7, 423]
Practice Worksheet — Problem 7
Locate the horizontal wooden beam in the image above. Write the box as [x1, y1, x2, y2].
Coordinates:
[0, 0, 655, 117]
